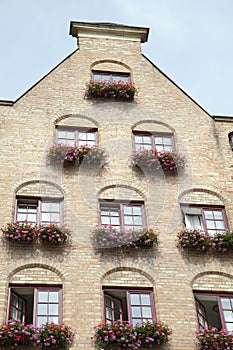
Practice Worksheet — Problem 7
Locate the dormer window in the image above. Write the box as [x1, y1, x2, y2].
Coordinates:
[92, 70, 130, 83]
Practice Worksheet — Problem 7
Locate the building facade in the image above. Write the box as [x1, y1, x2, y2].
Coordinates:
[0, 21, 233, 349]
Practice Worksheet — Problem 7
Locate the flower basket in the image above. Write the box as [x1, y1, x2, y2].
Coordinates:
[47, 144, 108, 167]
[39, 224, 70, 245]
[131, 149, 186, 173]
[0, 321, 76, 349]
[2, 221, 38, 243]
[177, 229, 233, 253]
[85, 80, 138, 101]
[93, 320, 172, 349]
[91, 226, 159, 251]
[196, 326, 233, 350]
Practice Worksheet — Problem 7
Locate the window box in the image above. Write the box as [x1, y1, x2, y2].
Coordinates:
[93, 320, 172, 349]
[196, 327, 233, 350]
[84, 80, 138, 101]
[0, 320, 75, 349]
[2, 221, 38, 243]
[131, 149, 186, 173]
[91, 226, 159, 251]
[177, 228, 233, 253]
[47, 144, 108, 167]
[38, 223, 70, 245]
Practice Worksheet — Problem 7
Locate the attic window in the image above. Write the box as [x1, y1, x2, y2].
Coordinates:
[92, 70, 130, 83]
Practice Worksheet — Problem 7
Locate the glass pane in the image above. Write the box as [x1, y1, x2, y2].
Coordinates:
[50, 213, 60, 223]
[109, 210, 119, 217]
[155, 137, 162, 144]
[204, 211, 214, 219]
[130, 294, 140, 305]
[11, 308, 17, 319]
[12, 295, 17, 306]
[17, 213, 27, 221]
[141, 294, 151, 305]
[49, 292, 59, 302]
[114, 300, 121, 312]
[57, 131, 66, 138]
[134, 216, 143, 225]
[206, 220, 215, 229]
[42, 203, 51, 212]
[48, 316, 58, 323]
[142, 306, 152, 318]
[41, 213, 50, 222]
[221, 298, 231, 309]
[131, 306, 141, 317]
[114, 311, 121, 320]
[37, 316, 47, 326]
[49, 304, 58, 315]
[124, 216, 133, 225]
[132, 207, 142, 215]
[213, 211, 223, 220]
[135, 136, 142, 143]
[27, 214, 36, 222]
[106, 296, 112, 307]
[38, 291, 48, 302]
[156, 145, 164, 151]
[164, 145, 173, 151]
[144, 144, 152, 150]
[226, 323, 233, 331]
[111, 217, 120, 225]
[132, 318, 141, 326]
[123, 207, 132, 215]
[143, 137, 151, 144]
[164, 138, 172, 145]
[38, 304, 47, 315]
[106, 307, 112, 320]
[101, 217, 110, 225]
[223, 311, 233, 322]
[51, 203, 60, 212]
[216, 221, 225, 229]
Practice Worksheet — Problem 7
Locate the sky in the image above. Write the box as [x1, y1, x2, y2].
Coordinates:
[0, 0, 233, 116]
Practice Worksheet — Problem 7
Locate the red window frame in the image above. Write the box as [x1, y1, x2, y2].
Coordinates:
[103, 288, 155, 326]
[181, 205, 228, 234]
[8, 286, 62, 326]
[194, 292, 233, 331]
[99, 201, 146, 230]
[133, 131, 174, 152]
[56, 126, 98, 147]
[92, 70, 130, 83]
[15, 197, 63, 225]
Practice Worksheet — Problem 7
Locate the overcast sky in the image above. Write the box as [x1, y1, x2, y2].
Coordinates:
[0, 0, 233, 116]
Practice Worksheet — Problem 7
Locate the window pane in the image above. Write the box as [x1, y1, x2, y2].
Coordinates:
[49, 304, 58, 315]
[111, 217, 120, 225]
[142, 306, 152, 318]
[124, 216, 133, 225]
[132, 319, 141, 326]
[213, 211, 223, 220]
[134, 216, 143, 225]
[206, 220, 215, 229]
[101, 217, 110, 225]
[155, 137, 162, 144]
[131, 306, 141, 317]
[106, 307, 112, 320]
[123, 207, 133, 215]
[141, 294, 151, 305]
[204, 211, 214, 219]
[49, 292, 59, 302]
[130, 294, 140, 305]
[216, 221, 225, 229]
[51, 203, 60, 212]
[38, 291, 48, 302]
[226, 323, 233, 331]
[135, 136, 142, 143]
[223, 311, 233, 322]
[221, 298, 231, 309]
[132, 207, 142, 215]
[106, 296, 111, 307]
[27, 214, 37, 222]
[38, 304, 47, 315]
[164, 138, 172, 145]
[50, 213, 60, 223]
[48, 316, 59, 323]
[37, 316, 47, 326]
[143, 137, 151, 144]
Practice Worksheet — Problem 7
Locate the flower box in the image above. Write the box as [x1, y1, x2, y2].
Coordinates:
[0, 321, 75, 349]
[91, 226, 159, 251]
[85, 80, 138, 101]
[47, 144, 108, 167]
[131, 149, 186, 173]
[196, 326, 233, 349]
[39, 224, 70, 245]
[177, 229, 233, 253]
[93, 320, 172, 349]
[2, 221, 38, 243]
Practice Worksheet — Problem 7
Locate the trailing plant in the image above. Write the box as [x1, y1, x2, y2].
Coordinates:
[36, 322, 76, 349]
[0, 320, 37, 349]
[38, 224, 70, 245]
[85, 80, 138, 101]
[196, 326, 233, 350]
[2, 221, 38, 243]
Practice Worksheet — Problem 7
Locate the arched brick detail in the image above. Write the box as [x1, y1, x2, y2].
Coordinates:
[178, 187, 226, 205]
[54, 114, 99, 128]
[191, 271, 233, 292]
[132, 120, 175, 133]
[12, 179, 64, 198]
[90, 59, 131, 73]
[97, 183, 147, 200]
[101, 266, 155, 285]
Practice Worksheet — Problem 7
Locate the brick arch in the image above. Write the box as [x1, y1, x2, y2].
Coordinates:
[13, 179, 64, 198]
[5, 262, 67, 283]
[90, 59, 131, 72]
[191, 271, 233, 291]
[178, 187, 225, 205]
[132, 120, 175, 133]
[101, 266, 155, 285]
[54, 114, 99, 128]
[97, 182, 147, 200]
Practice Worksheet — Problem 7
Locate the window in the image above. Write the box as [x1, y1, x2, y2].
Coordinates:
[16, 198, 62, 225]
[195, 293, 233, 331]
[56, 127, 97, 147]
[133, 132, 174, 152]
[8, 286, 62, 326]
[229, 132, 233, 150]
[103, 288, 155, 326]
[92, 70, 130, 83]
[100, 202, 145, 230]
[181, 206, 227, 235]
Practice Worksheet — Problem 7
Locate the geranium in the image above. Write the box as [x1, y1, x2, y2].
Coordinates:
[93, 320, 172, 349]
[196, 326, 233, 349]
[85, 80, 138, 101]
[47, 144, 108, 167]
[0, 320, 37, 349]
[131, 149, 186, 172]
[91, 226, 159, 250]
[177, 229, 233, 253]
[36, 322, 76, 349]
[38, 224, 70, 245]
[2, 221, 38, 243]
